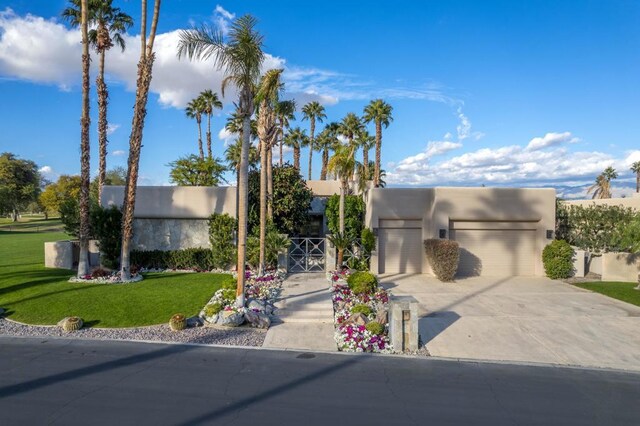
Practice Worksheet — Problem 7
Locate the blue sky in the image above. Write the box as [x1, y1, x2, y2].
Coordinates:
[1, 0, 639, 198]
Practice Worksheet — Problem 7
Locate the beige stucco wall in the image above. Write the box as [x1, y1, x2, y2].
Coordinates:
[601, 252, 640, 282]
[565, 195, 640, 210]
[366, 187, 556, 276]
[101, 186, 237, 219]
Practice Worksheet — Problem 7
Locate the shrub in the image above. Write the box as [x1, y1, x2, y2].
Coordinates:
[246, 222, 291, 269]
[326, 194, 365, 240]
[347, 271, 378, 295]
[130, 248, 214, 271]
[365, 322, 384, 335]
[361, 228, 376, 255]
[424, 239, 459, 282]
[351, 304, 373, 316]
[59, 197, 81, 238]
[208, 213, 237, 269]
[221, 275, 237, 290]
[204, 302, 223, 317]
[91, 267, 110, 279]
[542, 240, 574, 279]
[91, 205, 122, 269]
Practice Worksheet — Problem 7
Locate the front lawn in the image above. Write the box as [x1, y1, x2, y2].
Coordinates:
[0, 230, 229, 327]
[574, 281, 640, 307]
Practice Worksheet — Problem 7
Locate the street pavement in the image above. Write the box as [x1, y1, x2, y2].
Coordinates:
[1, 337, 639, 425]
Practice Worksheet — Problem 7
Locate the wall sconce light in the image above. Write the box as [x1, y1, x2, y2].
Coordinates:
[546, 230, 554, 239]
[373, 228, 378, 237]
[439, 229, 447, 239]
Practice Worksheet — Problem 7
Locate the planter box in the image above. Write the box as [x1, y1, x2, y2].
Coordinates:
[44, 240, 101, 270]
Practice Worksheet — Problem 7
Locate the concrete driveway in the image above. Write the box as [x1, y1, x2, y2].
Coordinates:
[379, 275, 640, 371]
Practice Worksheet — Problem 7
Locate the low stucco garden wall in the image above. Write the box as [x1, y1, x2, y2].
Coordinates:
[132, 218, 210, 251]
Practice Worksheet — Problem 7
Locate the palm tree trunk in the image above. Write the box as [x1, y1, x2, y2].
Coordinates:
[259, 137, 267, 274]
[96, 50, 108, 204]
[121, 0, 160, 280]
[339, 181, 345, 234]
[363, 148, 369, 180]
[267, 147, 273, 219]
[321, 147, 328, 180]
[337, 248, 344, 268]
[206, 113, 212, 159]
[279, 121, 284, 167]
[636, 172, 639, 193]
[236, 108, 251, 307]
[294, 147, 300, 170]
[78, 0, 91, 278]
[197, 118, 204, 159]
[308, 119, 315, 180]
[374, 120, 382, 187]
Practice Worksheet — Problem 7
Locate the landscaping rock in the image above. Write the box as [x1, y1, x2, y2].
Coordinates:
[245, 310, 271, 329]
[217, 311, 245, 327]
[187, 316, 204, 328]
[335, 300, 346, 311]
[344, 312, 369, 326]
[247, 298, 266, 312]
[375, 308, 388, 325]
[0, 308, 5, 316]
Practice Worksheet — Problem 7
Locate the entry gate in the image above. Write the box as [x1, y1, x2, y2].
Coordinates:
[288, 237, 325, 272]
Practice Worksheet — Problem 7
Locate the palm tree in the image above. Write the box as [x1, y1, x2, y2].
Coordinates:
[200, 89, 223, 159]
[588, 167, 617, 199]
[363, 99, 393, 187]
[255, 68, 283, 274]
[327, 144, 358, 234]
[301, 101, 326, 180]
[186, 96, 206, 159]
[318, 122, 340, 180]
[275, 100, 296, 166]
[355, 129, 375, 179]
[119, 0, 162, 281]
[76, 0, 91, 277]
[327, 232, 354, 269]
[179, 15, 265, 307]
[62, 0, 133, 204]
[284, 127, 307, 171]
[226, 109, 257, 142]
[631, 161, 640, 193]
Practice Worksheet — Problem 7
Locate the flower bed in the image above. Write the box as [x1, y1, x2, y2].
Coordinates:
[331, 273, 392, 353]
[69, 270, 143, 284]
[326, 268, 351, 284]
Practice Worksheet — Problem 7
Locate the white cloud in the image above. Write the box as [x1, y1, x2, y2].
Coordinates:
[38, 165, 58, 180]
[106, 123, 120, 135]
[525, 131, 578, 151]
[213, 5, 235, 35]
[112, 150, 126, 156]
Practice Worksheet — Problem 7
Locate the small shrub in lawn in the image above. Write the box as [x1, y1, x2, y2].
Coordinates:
[204, 302, 223, 317]
[350, 304, 373, 316]
[542, 240, 574, 279]
[424, 239, 460, 282]
[91, 267, 110, 279]
[347, 271, 378, 295]
[365, 322, 385, 335]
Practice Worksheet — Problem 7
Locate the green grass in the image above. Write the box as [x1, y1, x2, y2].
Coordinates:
[0, 215, 64, 233]
[574, 281, 640, 307]
[0, 230, 230, 327]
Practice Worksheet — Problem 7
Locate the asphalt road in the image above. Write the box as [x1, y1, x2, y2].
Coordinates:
[1, 337, 639, 425]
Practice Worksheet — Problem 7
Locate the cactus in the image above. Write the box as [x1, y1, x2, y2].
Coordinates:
[169, 313, 187, 331]
[61, 316, 83, 332]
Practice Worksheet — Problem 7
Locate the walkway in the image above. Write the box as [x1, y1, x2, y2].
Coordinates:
[380, 274, 640, 371]
[263, 273, 336, 351]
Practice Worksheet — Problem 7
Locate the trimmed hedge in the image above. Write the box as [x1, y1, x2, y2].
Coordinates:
[542, 240, 574, 279]
[208, 213, 237, 269]
[424, 239, 459, 282]
[130, 248, 214, 271]
[347, 271, 378, 295]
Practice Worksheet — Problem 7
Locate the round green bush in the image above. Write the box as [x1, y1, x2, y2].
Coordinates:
[350, 304, 373, 316]
[221, 276, 237, 291]
[365, 322, 385, 335]
[169, 314, 187, 331]
[542, 240, 574, 279]
[347, 271, 378, 295]
[204, 302, 223, 317]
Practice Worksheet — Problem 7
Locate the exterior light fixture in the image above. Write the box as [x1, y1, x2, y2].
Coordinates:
[439, 229, 447, 239]
[546, 230, 554, 239]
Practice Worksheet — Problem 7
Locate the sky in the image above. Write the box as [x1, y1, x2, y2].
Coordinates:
[1, 0, 639, 198]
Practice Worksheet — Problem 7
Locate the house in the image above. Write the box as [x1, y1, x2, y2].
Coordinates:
[101, 185, 556, 277]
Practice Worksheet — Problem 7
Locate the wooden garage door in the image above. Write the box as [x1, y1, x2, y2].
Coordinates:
[450, 221, 536, 276]
[379, 221, 422, 273]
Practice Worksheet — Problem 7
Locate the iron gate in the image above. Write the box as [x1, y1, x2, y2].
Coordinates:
[288, 237, 325, 272]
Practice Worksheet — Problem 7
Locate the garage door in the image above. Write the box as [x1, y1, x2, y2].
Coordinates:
[450, 221, 536, 276]
[379, 220, 422, 273]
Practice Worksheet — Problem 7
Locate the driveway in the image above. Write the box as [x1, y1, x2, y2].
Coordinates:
[379, 275, 640, 371]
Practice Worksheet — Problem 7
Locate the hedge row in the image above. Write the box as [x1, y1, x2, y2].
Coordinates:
[130, 248, 215, 271]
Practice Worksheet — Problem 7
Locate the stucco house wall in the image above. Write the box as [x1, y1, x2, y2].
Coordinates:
[564, 194, 640, 210]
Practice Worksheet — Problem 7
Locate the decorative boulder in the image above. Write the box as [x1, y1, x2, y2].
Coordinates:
[245, 310, 271, 329]
[58, 316, 84, 332]
[247, 298, 266, 312]
[187, 316, 204, 328]
[217, 310, 245, 327]
[344, 312, 369, 326]
[375, 308, 388, 325]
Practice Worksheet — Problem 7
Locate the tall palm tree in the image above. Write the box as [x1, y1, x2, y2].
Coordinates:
[76, 0, 91, 277]
[631, 161, 640, 193]
[363, 99, 393, 187]
[327, 144, 358, 234]
[255, 69, 283, 274]
[318, 122, 340, 180]
[186, 96, 206, 159]
[284, 127, 307, 171]
[339, 113, 364, 146]
[119, 0, 162, 281]
[275, 100, 296, 166]
[179, 15, 265, 307]
[355, 128, 375, 179]
[225, 109, 257, 142]
[62, 0, 133, 204]
[301, 101, 326, 180]
[588, 167, 617, 199]
[200, 89, 223, 159]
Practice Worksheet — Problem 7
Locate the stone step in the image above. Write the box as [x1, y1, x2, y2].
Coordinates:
[278, 316, 334, 324]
